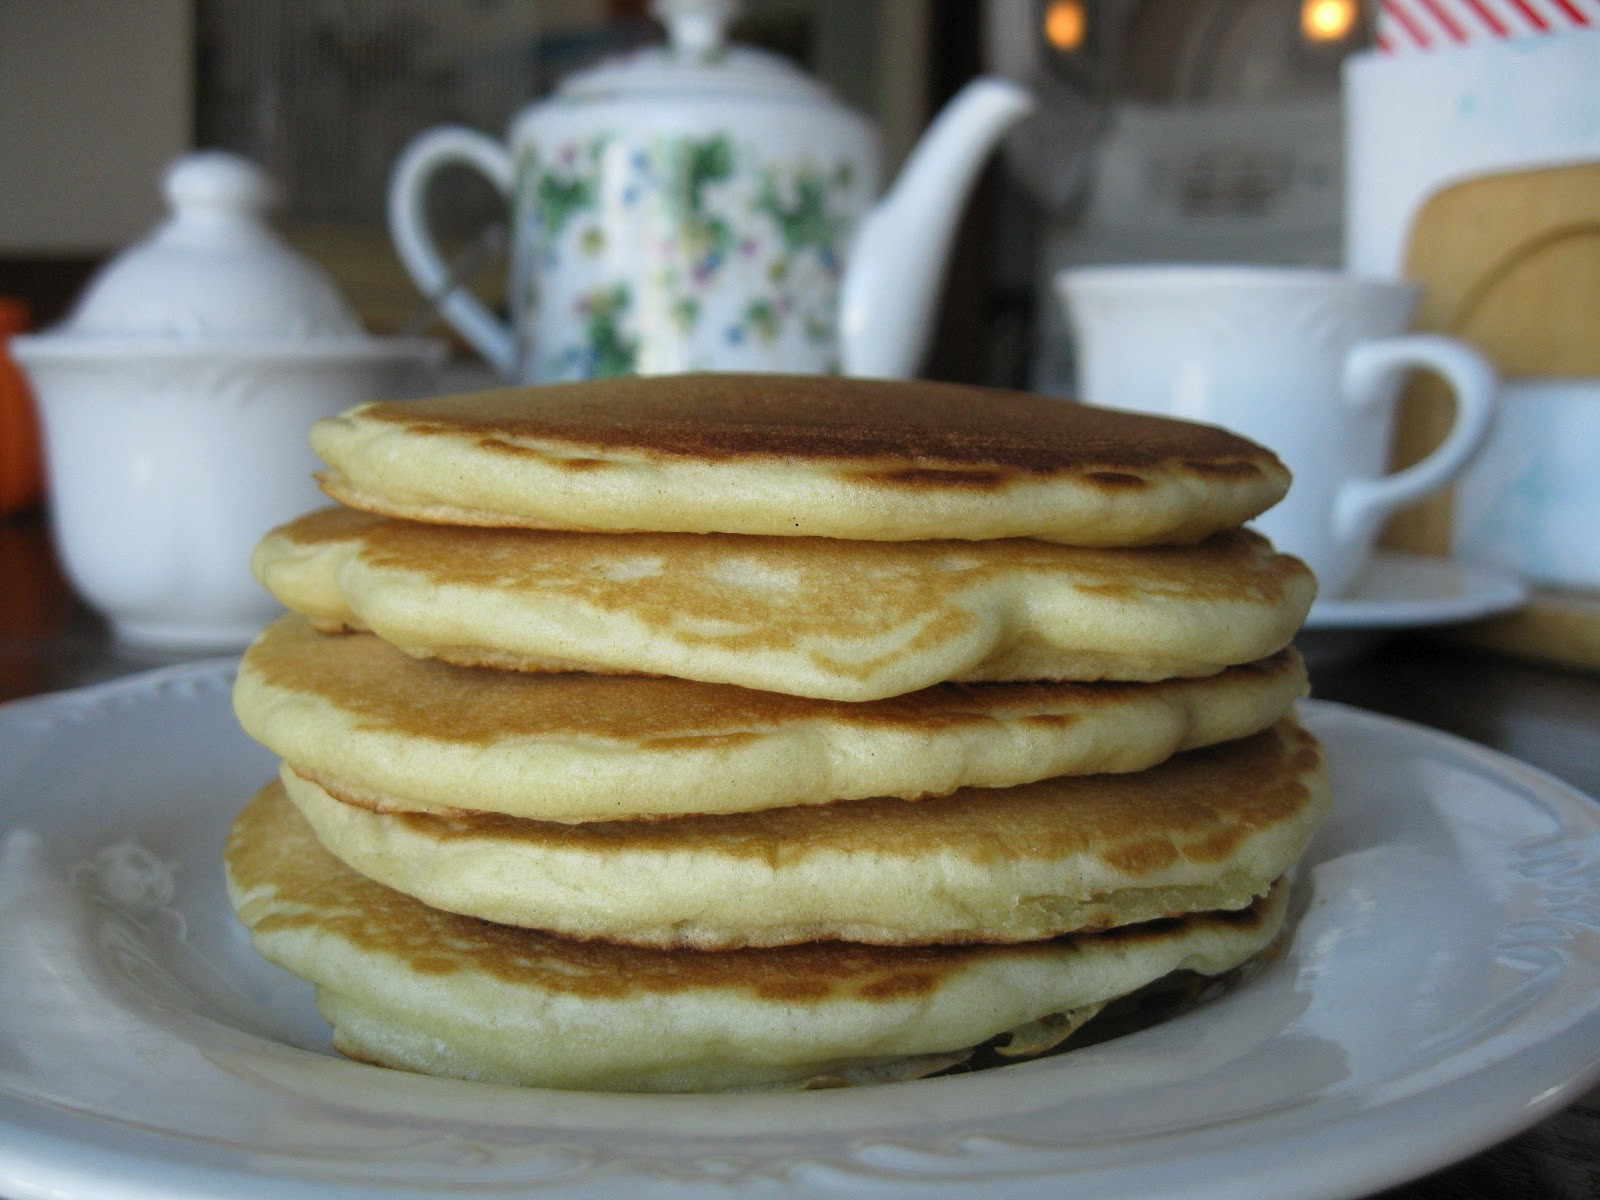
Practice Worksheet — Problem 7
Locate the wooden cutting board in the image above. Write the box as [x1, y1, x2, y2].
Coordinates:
[1387, 161, 1600, 553]
[1438, 588, 1600, 674]
[1389, 162, 1600, 673]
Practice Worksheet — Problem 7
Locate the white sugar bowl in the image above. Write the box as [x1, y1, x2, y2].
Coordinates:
[12, 152, 445, 649]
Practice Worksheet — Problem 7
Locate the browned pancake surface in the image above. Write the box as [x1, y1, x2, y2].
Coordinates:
[245, 614, 1303, 751]
[255, 508, 1314, 697]
[227, 782, 1281, 1002]
[340, 374, 1282, 491]
[310, 721, 1321, 877]
[282, 511, 1306, 649]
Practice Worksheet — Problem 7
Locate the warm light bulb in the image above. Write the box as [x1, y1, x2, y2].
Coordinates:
[1301, 0, 1357, 42]
[1043, 0, 1087, 52]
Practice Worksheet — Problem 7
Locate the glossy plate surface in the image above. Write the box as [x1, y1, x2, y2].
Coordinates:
[2, 661, 1598, 1200]
[1303, 550, 1527, 630]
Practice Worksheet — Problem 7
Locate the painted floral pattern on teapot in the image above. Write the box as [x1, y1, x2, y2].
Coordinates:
[512, 132, 870, 381]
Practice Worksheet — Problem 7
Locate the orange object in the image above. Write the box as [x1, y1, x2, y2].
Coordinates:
[1043, 0, 1087, 51]
[0, 298, 44, 515]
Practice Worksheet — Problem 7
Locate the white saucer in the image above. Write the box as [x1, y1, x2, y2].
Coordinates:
[3, 662, 1600, 1200]
[1304, 551, 1528, 630]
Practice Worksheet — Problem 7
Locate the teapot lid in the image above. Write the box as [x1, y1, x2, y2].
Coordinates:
[57, 151, 366, 343]
[559, 0, 833, 105]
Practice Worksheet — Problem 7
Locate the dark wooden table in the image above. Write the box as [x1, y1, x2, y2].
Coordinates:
[2, 507, 1597, 1199]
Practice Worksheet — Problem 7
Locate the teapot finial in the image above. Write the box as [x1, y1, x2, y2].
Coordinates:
[651, 0, 738, 61]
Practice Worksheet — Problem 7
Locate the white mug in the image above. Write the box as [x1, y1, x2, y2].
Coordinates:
[1056, 265, 1497, 598]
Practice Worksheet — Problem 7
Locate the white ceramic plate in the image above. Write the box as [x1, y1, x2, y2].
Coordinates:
[1304, 550, 1527, 631]
[2, 662, 1599, 1200]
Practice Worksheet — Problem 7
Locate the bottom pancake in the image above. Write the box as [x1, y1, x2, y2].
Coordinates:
[226, 783, 1292, 1093]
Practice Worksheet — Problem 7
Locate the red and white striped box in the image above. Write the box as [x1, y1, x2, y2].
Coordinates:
[1377, 0, 1600, 54]
[1343, 28, 1600, 274]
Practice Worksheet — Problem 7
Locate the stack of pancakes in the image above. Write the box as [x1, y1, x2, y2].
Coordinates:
[224, 373, 1325, 1092]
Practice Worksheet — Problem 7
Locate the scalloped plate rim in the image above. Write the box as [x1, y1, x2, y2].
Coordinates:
[0, 661, 1598, 1200]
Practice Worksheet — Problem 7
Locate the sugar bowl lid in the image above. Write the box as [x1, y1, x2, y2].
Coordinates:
[55, 151, 365, 344]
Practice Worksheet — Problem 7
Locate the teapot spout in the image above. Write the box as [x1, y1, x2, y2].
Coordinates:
[839, 76, 1034, 379]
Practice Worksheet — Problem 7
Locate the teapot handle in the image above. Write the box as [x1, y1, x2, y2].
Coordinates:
[388, 127, 517, 377]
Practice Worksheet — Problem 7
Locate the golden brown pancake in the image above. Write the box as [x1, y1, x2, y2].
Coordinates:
[226, 782, 1293, 1092]
[309, 374, 1290, 545]
[235, 615, 1309, 822]
[251, 509, 1315, 700]
[274, 719, 1328, 949]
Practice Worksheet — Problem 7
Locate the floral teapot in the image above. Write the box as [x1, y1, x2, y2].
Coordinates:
[388, 0, 1032, 382]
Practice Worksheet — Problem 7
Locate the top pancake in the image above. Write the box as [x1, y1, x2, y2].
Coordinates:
[310, 374, 1289, 545]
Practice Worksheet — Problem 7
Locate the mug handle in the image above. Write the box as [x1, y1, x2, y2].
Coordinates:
[388, 127, 518, 377]
[1333, 335, 1497, 541]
